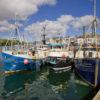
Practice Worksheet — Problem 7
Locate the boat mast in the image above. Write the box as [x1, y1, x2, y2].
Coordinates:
[92, 0, 97, 36]
[93, 0, 98, 87]
[83, 26, 86, 57]
[11, 14, 17, 51]
[83, 26, 86, 38]
[11, 14, 23, 51]
[42, 25, 46, 45]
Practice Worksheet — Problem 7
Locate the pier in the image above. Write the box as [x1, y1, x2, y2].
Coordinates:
[93, 90, 100, 100]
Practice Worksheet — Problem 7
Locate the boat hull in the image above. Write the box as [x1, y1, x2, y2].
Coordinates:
[75, 58, 100, 86]
[46, 57, 64, 66]
[1, 52, 42, 74]
[52, 66, 71, 73]
[50, 59, 73, 73]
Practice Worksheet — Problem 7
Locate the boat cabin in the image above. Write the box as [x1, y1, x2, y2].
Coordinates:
[75, 47, 100, 59]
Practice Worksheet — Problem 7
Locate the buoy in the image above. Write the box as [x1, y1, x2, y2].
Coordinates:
[20, 50, 24, 54]
[28, 51, 32, 56]
[62, 53, 65, 58]
[0, 49, 2, 52]
[24, 59, 29, 64]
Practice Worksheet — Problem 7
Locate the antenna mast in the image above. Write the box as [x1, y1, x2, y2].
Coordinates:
[93, 0, 96, 18]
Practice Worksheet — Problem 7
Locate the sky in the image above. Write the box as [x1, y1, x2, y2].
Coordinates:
[0, 0, 100, 41]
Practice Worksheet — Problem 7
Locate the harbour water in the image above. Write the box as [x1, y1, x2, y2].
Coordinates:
[0, 59, 92, 100]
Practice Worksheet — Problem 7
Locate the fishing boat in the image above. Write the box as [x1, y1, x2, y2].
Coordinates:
[1, 17, 42, 74]
[46, 42, 74, 65]
[75, 0, 100, 87]
[34, 25, 50, 64]
[50, 57, 73, 73]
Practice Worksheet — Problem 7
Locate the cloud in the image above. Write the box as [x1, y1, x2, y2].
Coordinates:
[0, 20, 13, 32]
[0, 0, 57, 33]
[72, 15, 94, 29]
[0, 14, 93, 40]
[0, 20, 23, 32]
[25, 15, 74, 40]
[0, 0, 57, 20]
[57, 15, 74, 24]
[25, 15, 94, 41]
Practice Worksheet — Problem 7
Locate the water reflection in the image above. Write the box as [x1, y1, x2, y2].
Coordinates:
[4, 72, 37, 93]
[62, 72, 80, 100]
[48, 70, 70, 85]
[0, 65, 91, 100]
[48, 70, 79, 100]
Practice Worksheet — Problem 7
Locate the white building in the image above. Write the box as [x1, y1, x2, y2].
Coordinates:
[75, 34, 100, 45]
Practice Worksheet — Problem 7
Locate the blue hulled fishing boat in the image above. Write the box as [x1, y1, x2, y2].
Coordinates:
[75, 47, 100, 86]
[75, 0, 100, 87]
[1, 16, 42, 74]
[1, 50, 39, 74]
